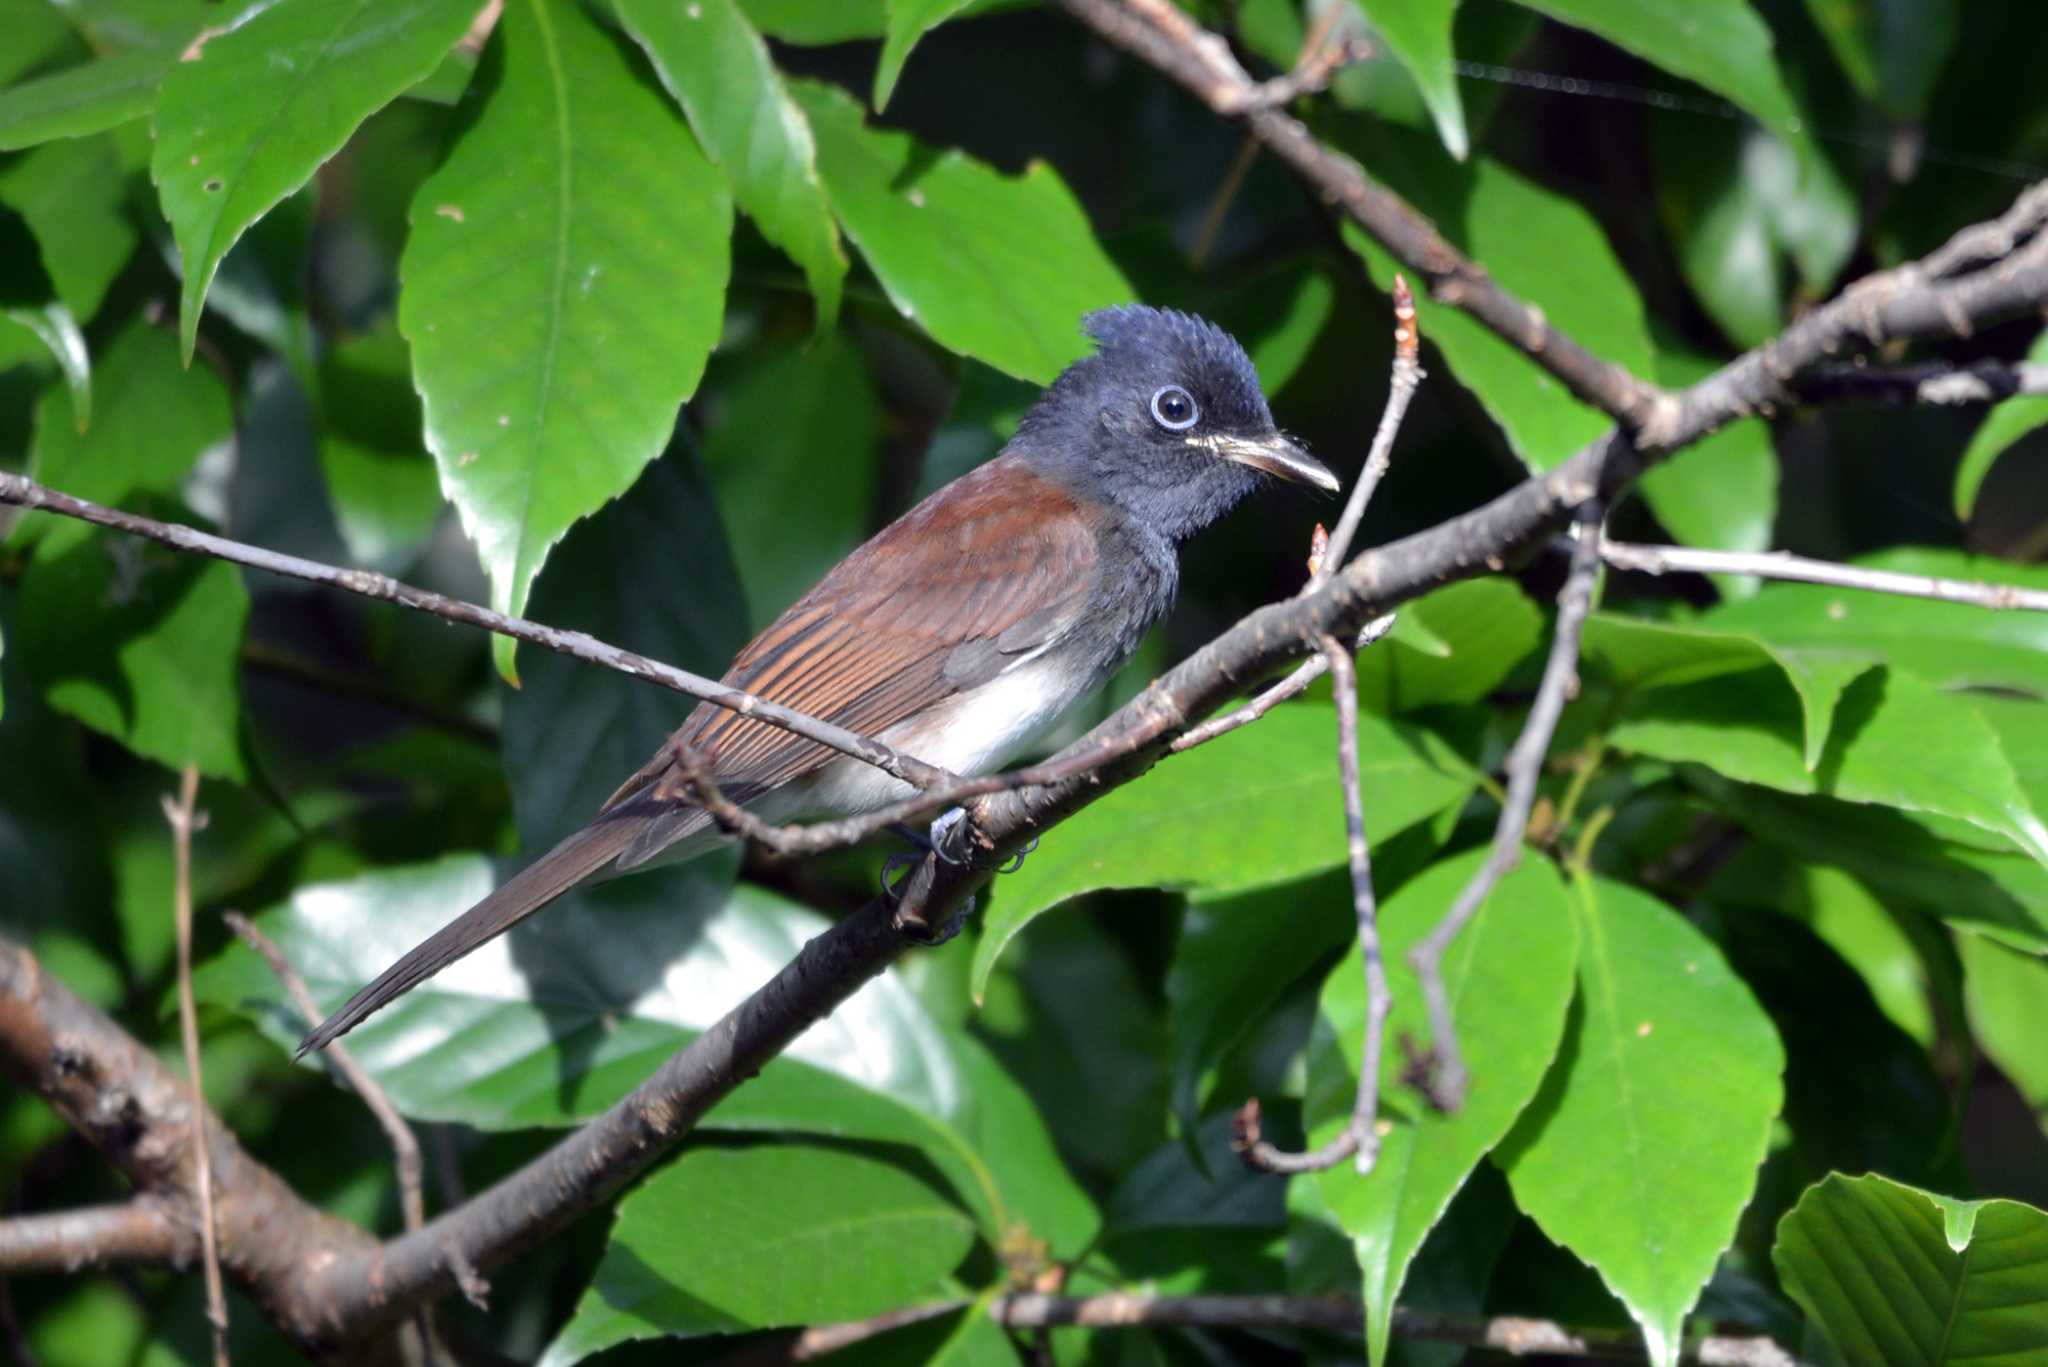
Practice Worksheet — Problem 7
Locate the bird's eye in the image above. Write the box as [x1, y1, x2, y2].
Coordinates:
[1149, 385, 1199, 431]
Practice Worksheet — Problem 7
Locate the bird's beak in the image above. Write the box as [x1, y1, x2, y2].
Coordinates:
[1207, 432, 1341, 492]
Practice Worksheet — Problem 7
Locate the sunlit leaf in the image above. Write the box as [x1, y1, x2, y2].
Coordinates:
[0, 133, 140, 324]
[541, 1144, 974, 1363]
[620, 0, 846, 327]
[1498, 876, 1784, 1367]
[1954, 329, 2048, 519]
[1958, 930, 2048, 1135]
[972, 704, 1477, 1000]
[399, 0, 732, 681]
[1308, 850, 1578, 1366]
[0, 305, 89, 430]
[1357, 0, 1467, 158]
[0, 45, 181, 152]
[1355, 577, 1542, 712]
[792, 79, 1130, 384]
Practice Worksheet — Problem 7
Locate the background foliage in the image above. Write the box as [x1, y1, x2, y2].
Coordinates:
[4, 0, 2048, 1362]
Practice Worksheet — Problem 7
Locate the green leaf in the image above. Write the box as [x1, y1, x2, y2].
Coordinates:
[500, 451, 748, 851]
[0, 0, 79, 88]
[151, 0, 482, 362]
[1336, 131, 1654, 470]
[1703, 781, 2048, 953]
[1651, 119, 1855, 347]
[972, 704, 1477, 1000]
[1357, 0, 1467, 158]
[398, 0, 732, 682]
[875, 0, 980, 111]
[1772, 1171, 2048, 1366]
[619, 0, 847, 328]
[1958, 931, 2048, 1132]
[1498, 876, 1785, 1367]
[700, 333, 880, 626]
[0, 45, 181, 152]
[1799, 0, 1958, 119]
[1611, 666, 2048, 863]
[1307, 850, 1578, 1366]
[1632, 340, 1776, 597]
[1515, 0, 1817, 162]
[195, 862, 1073, 1240]
[0, 133, 141, 324]
[1792, 865, 1936, 1047]
[739, 0, 888, 43]
[541, 1144, 975, 1363]
[0, 305, 89, 430]
[791, 79, 1131, 384]
[1581, 613, 1870, 771]
[1355, 577, 1543, 712]
[17, 538, 248, 780]
[17, 322, 232, 557]
[1703, 549, 2048, 698]
[314, 323, 444, 571]
[1955, 330, 2048, 519]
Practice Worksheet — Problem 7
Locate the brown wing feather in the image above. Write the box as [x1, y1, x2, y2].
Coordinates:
[604, 456, 1102, 811]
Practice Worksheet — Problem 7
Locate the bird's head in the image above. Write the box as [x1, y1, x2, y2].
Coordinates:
[1016, 305, 1339, 541]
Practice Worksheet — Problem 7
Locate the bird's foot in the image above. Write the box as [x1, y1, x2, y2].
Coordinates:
[886, 808, 1037, 874]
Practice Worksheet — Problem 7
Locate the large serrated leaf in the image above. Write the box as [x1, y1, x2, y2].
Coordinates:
[791, 79, 1129, 384]
[619, 0, 846, 327]
[1498, 876, 1784, 1367]
[398, 0, 732, 681]
[152, 0, 484, 361]
[971, 704, 1477, 1001]
[1308, 850, 1578, 1366]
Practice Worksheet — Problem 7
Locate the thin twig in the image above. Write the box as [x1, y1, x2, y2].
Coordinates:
[164, 767, 229, 1367]
[1165, 613, 1397, 753]
[1313, 273, 1422, 586]
[1409, 499, 1606, 1111]
[0, 471, 953, 793]
[0, 1201, 191, 1275]
[1794, 357, 2048, 406]
[1237, 635, 1390, 1174]
[1601, 538, 2048, 611]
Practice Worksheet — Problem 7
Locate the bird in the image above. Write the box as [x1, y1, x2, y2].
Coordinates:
[300, 305, 1338, 1054]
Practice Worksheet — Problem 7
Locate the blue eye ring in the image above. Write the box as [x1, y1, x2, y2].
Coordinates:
[1150, 385, 1199, 431]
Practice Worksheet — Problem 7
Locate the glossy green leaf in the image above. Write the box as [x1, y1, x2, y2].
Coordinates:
[875, 0, 980, 111]
[194, 861, 1067, 1240]
[1355, 577, 1542, 712]
[1958, 931, 2048, 1131]
[1582, 613, 1870, 771]
[314, 323, 444, 571]
[500, 451, 748, 851]
[0, 305, 88, 431]
[972, 703, 1477, 1000]
[1358, 0, 1467, 158]
[1794, 865, 1935, 1047]
[0, 45, 180, 151]
[398, 0, 732, 681]
[619, 0, 847, 328]
[1773, 1172, 2048, 1366]
[1954, 330, 2048, 519]
[17, 323, 231, 556]
[1307, 850, 1578, 1366]
[1516, 0, 1816, 161]
[541, 1144, 975, 1363]
[739, 0, 888, 42]
[151, 0, 483, 361]
[1611, 666, 2048, 863]
[700, 333, 880, 626]
[17, 539, 248, 781]
[0, 0, 78, 87]
[1337, 133, 1654, 470]
[1704, 780, 2048, 953]
[792, 79, 1131, 384]
[1498, 876, 1784, 1367]
[1703, 549, 2048, 698]
[0, 134, 140, 323]
[1799, 0, 1958, 119]
[1652, 119, 1855, 347]
[1632, 341, 1776, 596]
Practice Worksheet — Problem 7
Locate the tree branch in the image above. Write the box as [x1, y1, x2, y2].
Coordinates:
[0, 1201, 191, 1275]
[1601, 538, 2048, 611]
[0, 470, 954, 794]
[1794, 357, 2048, 406]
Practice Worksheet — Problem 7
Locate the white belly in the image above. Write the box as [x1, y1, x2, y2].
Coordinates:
[760, 652, 1091, 822]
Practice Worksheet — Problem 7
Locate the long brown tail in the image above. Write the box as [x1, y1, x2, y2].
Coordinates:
[297, 813, 650, 1056]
